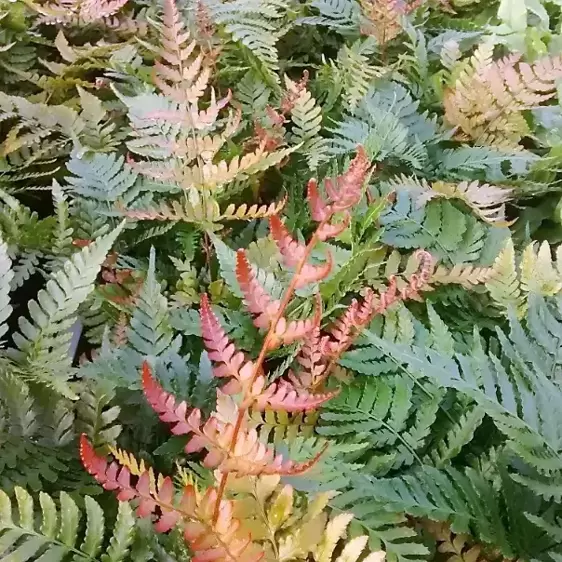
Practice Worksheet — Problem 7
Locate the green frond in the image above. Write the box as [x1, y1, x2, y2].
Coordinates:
[319, 378, 443, 475]
[297, 0, 359, 31]
[0, 487, 137, 561]
[9, 222, 125, 398]
[205, 0, 290, 80]
[77, 379, 121, 451]
[250, 408, 317, 446]
[50, 180, 73, 259]
[366, 295, 562, 476]
[330, 83, 437, 168]
[127, 247, 175, 358]
[337, 465, 514, 558]
[66, 152, 141, 210]
[379, 193, 489, 264]
[0, 435, 75, 492]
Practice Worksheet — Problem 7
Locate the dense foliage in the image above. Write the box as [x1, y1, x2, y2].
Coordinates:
[2, 0, 562, 560]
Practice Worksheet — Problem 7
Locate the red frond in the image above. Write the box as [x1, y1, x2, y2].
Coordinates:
[291, 326, 328, 389]
[269, 215, 307, 267]
[200, 294, 255, 394]
[235, 250, 281, 330]
[254, 380, 338, 412]
[142, 362, 201, 436]
[269, 215, 333, 287]
[324, 146, 372, 212]
[307, 178, 331, 222]
[316, 213, 350, 242]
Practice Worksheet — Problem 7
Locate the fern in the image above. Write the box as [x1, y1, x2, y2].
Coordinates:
[0, 486, 137, 561]
[0, 235, 13, 342]
[77, 379, 122, 452]
[297, 0, 359, 30]
[8, 222, 125, 397]
[379, 192, 489, 264]
[366, 294, 562, 476]
[330, 83, 437, 168]
[204, 0, 290, 80]
[318, 378, 443, 475]
[445, 44, 562, 148]
[66, 152, 141, 211]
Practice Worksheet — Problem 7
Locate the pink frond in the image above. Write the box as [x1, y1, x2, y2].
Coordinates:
[324, 146, 372, 212]
[142, 362, 200, 436]
[254, 380, 338, 412]
[235, 250, 281, 330]
[316, 212, 350, 241]
[199, 293, 246, 379]
[307, 178, 331, 221]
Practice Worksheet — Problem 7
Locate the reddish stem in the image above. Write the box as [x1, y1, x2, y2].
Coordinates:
[211, 219, 328, 523]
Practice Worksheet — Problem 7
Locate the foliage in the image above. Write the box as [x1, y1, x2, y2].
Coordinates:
[1, 0, 562, 561]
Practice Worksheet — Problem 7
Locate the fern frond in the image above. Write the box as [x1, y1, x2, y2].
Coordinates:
[0, 486, 136, 561]
[205, 0, 290, 80]
[359, 0, 422, 45]
[66, 152, 140, 209]
[430, 263, 494, 289]
[155, 0, 211, 104]
[445, 45, 562, 147]
[297, 0, 359, 30]
[319, 379, 442, 475]
[367, 295, 562, 475]
[9, 222, 125, 397]
[387, 175, 514, 226]
[126, 247, 175, 357]
[0, 234, 13, 342]
[142, 363, 324, 475]
[485, 238, 562, 316]
[80, 434, 266, 562]
[77, 379, 122, 451]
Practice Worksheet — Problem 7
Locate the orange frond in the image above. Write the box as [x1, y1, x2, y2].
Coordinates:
[269, 215, 307, 266]
[307, 178, 331, 221]
[316, 213, 350, 241]
[80, 435, 263, 562]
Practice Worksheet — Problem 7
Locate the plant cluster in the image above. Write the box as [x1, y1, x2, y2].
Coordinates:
[2, 0, 562, 561]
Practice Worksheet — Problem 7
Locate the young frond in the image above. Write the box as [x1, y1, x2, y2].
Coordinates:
[155, 0, 211, 104]
[445, 45, 562, 148]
